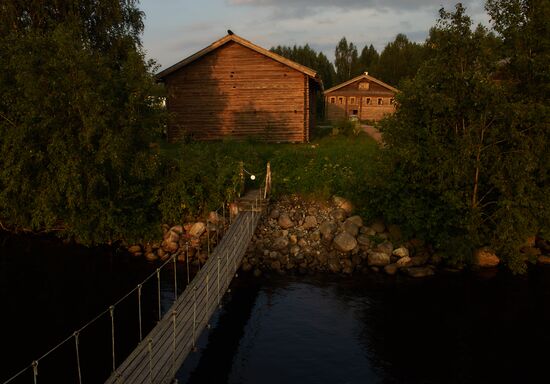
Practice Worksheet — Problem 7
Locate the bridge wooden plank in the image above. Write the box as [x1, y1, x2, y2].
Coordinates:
[105, 210, 260, 384]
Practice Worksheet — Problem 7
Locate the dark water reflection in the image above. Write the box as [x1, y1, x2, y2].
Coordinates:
[180, 269, 550, 384]
[1, 231, 549, 384]
[0, 233, 181, 384]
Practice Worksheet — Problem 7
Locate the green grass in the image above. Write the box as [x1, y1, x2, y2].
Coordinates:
[157, 132, 379, 223]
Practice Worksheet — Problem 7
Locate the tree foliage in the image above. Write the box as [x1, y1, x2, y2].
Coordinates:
[0, 1, 165, 244]
[334, 37, 361, 84]
[374, 33, 426, 87]
[271, 44, 336, 88]
[366, 2, 549, 272]
[358, 44, 380, 75]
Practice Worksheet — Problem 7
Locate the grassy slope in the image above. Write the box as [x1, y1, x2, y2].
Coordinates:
[158, 133, 379, 221]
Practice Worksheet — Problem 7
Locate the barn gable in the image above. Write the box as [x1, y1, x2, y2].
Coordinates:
[324, 73, 398, 122]
[157, 34, 320, 143]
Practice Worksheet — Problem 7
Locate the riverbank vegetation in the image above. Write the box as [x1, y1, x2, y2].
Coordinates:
[0, 1, 548, 274]
[367, 2, 549, 272]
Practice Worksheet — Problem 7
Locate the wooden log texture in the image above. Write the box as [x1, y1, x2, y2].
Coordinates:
[164, 41, 313, 142]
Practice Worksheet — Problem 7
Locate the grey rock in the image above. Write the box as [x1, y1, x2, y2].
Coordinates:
[392, 247, 409, 258]
[332, 196, 353, 214]
[384, 264, 398, 275]
[368, 251, 391, 267]
[278, 213, 294, 229]
[303, 215, 318, 229]
[403, 266, 435, 278]
[376, 241, 394, 256]
[343, 221, 359, 237]
[357, 234, 371, 247]
[319, 221, 337, 240]
[333, 232, 358, 252]
[371, 220, 386, 233]
[330, 208, 348, 221]
[346, 215, 363, 227]
[188, 222, 206, 237]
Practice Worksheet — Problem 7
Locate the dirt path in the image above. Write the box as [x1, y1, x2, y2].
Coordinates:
[361, 124, 382, 143]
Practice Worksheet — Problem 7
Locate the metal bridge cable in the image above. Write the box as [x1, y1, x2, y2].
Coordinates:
[109, 305, 116, 373]
[32, 361, 38, 384]
[137, 284, 143, 342]
[1, 366, 30, 384]
[186, 243, 190, 285]
[3, 249, 181, 384]
[74, 332, 82, 384]
[173, 254, 178, 302]
[156, 268, 161, 322]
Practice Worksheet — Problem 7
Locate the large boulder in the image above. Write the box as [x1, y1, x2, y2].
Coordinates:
[384, 264, 398, 275]
[332, 196, 353, 214]
[333, 232, 357, 252]
[164, 230, 180, 243]
[473, 247, 500, 268]
[128, 245, 142, 254]
[319, 221, 337, 241]
[343, 220, 359, 237]
[396, 256, 412, 267]
[403, 266, 435, 278]
[188, 222, 206, 237]
[161, 240, 178, 253]
[392, 247, 409, 258]
[370, 220, 386, 234]
[346, 215, 363, 227]
[278, 213, 294, 229]
[330, 208, 348, 222]
[302, 215, 318, 229]
[357, 234, 371, 247]
[367, 251, 391, 267]
[376, 241, 394, 256]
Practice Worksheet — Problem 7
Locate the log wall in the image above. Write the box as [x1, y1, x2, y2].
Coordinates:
[164, 41, 312, 142]
[325, 78, 396, 122]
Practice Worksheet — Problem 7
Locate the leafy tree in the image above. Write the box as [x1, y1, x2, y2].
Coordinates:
[0, 1, 165, 244]
[374, 33, 426, 87]
[358, 44, 379, 75]
[334, 37, 360, 83]
[270, 44, 336, 88]
[367, 2, 548, 272]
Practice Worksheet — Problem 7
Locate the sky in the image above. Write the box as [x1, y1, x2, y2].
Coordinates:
[140, 0, 489, 70]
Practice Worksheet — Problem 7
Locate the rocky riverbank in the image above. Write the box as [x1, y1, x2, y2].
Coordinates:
[240, 195, 550, 277]
[127, 195, 550, 276]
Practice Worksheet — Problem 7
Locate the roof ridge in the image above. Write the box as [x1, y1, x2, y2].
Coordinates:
[324, 72, 398, 94]
[157, 33, 320, 82]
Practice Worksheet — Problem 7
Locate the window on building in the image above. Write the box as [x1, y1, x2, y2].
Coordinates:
[365, 97, 371, 105]
[378, 98, 383, 105]
[350, 97, 356, 105]
[330, 97, 336, 104]
[338, 97, 344, 105]
[390, 98, 395, 105]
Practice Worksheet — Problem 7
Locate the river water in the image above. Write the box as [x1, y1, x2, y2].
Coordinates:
[1, 232, 549, 384]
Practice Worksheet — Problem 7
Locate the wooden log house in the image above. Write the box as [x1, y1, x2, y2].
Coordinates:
[157, 33, 322, 142]
[324, 72, 398, 122]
